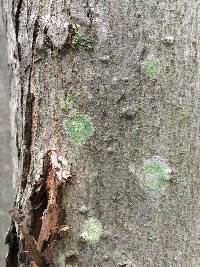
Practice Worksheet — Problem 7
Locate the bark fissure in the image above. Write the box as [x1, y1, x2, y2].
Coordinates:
[85, 0, 93, 27]
[7, 151, 70, 266]
[14, 0, 23, 61]
[9, 208, 47, 267]
[5, 221, 19, 267]
[21, 92, 34, 189]
[21, 18, 40, 189]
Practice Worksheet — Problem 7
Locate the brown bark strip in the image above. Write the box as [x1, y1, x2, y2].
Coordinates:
[8, 208, 45, 267]
[7, 151, 71, 266]
[30, 151, 69, 265]
[36, 151, 62, 264]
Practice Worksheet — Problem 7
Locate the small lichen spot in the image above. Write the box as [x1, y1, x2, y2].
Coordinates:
[143, 59, 160, 77]
[65, 113, 94, 144]
[72, 30, 94, 50]
[40, 0, 47, 7]
[60, 93, 76, 110]
[148, 231, 156, 241]
[142, 156, 171, 192]
[81, 217, 103, 244]
[176, 106, 190, 122]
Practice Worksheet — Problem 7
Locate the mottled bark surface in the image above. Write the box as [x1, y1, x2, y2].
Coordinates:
[2, 0, 200, 266]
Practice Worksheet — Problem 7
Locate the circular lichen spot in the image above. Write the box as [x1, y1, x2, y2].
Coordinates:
[65, 113, 94, 144]
[142, 156, 171, 192]
[81, 217, 103, 244]
[143, 59, 160, 77]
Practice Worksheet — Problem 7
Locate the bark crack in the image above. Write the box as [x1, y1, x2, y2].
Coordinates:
[21, 19, 40, 189]
[21, 92, 35, 189]
[14, 0, 23, 61]
[5, 221, 19, 267]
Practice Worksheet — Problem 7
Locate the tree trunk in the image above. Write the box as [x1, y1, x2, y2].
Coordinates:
[2, 0, 200, 266]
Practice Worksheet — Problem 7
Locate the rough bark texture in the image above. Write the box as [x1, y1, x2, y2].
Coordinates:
[2, 0, 200, 266]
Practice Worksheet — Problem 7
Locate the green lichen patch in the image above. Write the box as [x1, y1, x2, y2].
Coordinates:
[40, 0, 47, 7]
[143, 161, 166, 175]
[147, 231, 156, 241]
[81, 217, 103, 244]
[176, 106, 190, 122]
[60, 93, 76, 110]
[142, 157, 171, 192]
[64, 113, 94, 144]
[72, 31, 94, 50]
[143, 59, 160, 77]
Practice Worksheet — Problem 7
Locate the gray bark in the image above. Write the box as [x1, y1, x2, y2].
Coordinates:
[2, 0, 200, 266]
[0, 5, 13, 266]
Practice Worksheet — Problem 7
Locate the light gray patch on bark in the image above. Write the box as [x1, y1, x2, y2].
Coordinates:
[43, 13, 70, 50]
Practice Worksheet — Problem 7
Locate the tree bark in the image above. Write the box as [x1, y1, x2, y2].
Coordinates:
[2, 0, 200, 266]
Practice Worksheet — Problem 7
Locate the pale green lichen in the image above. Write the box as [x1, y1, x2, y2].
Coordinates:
[65, 265, 73, 267]
[148, 231, 156, 241]
[142, 157, 171, 192]
[81, 217, 103, 244]
[143, 59, 160, 77]
[64, 113, 94, 144]
[176, 106, 190, 121]
[60, 93, 76, 110]
[72, 30, 94, 50]
[40, 0, 47, 7]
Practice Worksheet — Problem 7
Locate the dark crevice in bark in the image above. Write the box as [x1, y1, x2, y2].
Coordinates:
[16, 132, 21, 160]
[21, 19, 39, 189]
[30, 182, 48, 241]
[59, 23, 76, 53]
[5, 220, 19, 267]
[31, 19, 40, 57]
[20, 83, 24, 116]
[28, 18, 40, 95]
[15, 0, 23, 61]
[43, 26, 54, 52]
[66, 255, 79, 266]
[85, 0, 93, 26]
[30, 188, 49, 250]
[21, 92, 34, 189]
[14, 0, 23, 118]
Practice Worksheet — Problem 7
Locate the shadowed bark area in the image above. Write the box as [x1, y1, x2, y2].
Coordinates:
[2, 0, 200, 266]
